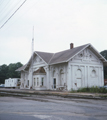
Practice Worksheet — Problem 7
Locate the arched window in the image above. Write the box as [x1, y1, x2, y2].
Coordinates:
[76, 69, 82, 79]
[92, 70, 96, 77]
[60, 69, 62, 73]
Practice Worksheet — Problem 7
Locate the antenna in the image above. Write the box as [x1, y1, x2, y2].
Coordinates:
[31, 26, 34, 89]
[32, 26, 34, 55]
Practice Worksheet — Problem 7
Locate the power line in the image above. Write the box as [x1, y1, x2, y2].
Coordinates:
[0, 0, 5, 6]
[0, 0, 23, 23]
[0, 0, 11, 15]
[1, 0, 39, 32]
[0, 0, 27, 29]
[0, 0, 22, 17]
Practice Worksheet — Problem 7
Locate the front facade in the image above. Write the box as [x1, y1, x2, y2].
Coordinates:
[16, 43, 107, 91]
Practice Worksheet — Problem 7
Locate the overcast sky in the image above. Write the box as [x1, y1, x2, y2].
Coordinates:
[0, 0, 107, 65]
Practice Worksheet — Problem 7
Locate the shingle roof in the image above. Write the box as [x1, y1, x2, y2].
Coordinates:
[15, 64, 27, 71]
[35, 51, 54, 64]
[49, 44, 89, 64]
[16, 43, 107, 71]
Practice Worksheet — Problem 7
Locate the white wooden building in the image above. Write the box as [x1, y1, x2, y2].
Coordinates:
[5, 78, 20, 88]
[16, 43, 107, 91]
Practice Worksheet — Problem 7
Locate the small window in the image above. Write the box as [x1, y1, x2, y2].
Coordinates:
[41, 78, 44, 86]
[37, 78, 39, 86]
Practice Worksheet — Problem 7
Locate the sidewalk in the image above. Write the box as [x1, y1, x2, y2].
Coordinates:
[0, 88, 107, 100]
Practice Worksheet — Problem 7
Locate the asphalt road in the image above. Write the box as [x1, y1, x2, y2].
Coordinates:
[0, 96, 107, 120]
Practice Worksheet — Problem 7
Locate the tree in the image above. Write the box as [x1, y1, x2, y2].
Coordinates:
[100, 50, 107, 60]
[0, 64, 8, 84]
[100, 50, 107, 79]
[0, 62, 23, 84]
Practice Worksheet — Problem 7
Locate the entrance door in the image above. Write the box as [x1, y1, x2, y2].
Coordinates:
[53, 78, 56, 89]
[76, 69, 82, 88]
[77, 78, 81, 88]
[60, 73, 64, 86]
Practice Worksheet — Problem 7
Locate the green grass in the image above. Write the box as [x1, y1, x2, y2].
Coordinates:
[99, 95, 107, 98]
[71, 86, 107, 93]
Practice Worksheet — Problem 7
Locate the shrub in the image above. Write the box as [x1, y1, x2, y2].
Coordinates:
[76, 86, 107, 93]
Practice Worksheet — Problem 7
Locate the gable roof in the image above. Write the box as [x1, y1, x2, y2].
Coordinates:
[87, 44, 107, 66]
[35, 51, 54, 64]
[16, 43, 107, 71]
[49, 44, 89, 65]
[15, 64, 27, 71]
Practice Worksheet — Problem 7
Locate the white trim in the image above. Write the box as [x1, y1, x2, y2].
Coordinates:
[67, 43, 107, 64]
[66, 44, 91, 62]
[89, 44, 107, 62]
[70, 62, 103, 68]
[66, 44, 90, 62]
[23, 53, 34, 70]
[49, 60, 67, 65]
[35, 52, 48, 65]
[24, 52, 48, 71]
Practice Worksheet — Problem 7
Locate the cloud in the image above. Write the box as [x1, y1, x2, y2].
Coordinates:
[0, 0, 107, 65]
[0, 37, 31, 65]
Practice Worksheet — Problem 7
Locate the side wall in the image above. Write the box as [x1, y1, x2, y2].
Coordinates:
[67, 48, 104, 90]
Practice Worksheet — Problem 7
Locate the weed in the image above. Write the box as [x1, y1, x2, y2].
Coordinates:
[73, 86, 107, 93]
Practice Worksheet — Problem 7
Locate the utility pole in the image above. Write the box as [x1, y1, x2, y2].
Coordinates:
[31, 26, 34, 89]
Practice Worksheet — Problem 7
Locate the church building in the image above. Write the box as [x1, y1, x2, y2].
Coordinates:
[16, 43, 107, 91]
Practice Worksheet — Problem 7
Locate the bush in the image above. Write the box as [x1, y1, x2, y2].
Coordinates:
[76, 86, 107, 93]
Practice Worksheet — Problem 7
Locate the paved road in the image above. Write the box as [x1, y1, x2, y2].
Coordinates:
[0, 96, 107, 120]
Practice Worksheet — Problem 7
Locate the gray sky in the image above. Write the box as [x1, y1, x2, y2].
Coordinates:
[0, 0, 107, 65]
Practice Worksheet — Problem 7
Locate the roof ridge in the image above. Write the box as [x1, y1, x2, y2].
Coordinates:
[35, 44, 90, 55]
[66, 44, 90, 62]
[53, 43, 90, 54]
[49, 43, 90, 65]
[35, 51, 54, 54]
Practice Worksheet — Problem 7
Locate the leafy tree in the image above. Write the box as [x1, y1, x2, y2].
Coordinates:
[0, 62, 23, 84]
[100, 50, 107, 79]
[0, 64, 8, 84]
[100, 50, 107, 60]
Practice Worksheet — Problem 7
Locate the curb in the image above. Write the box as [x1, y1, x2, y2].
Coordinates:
[0, 89, 107, 100]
